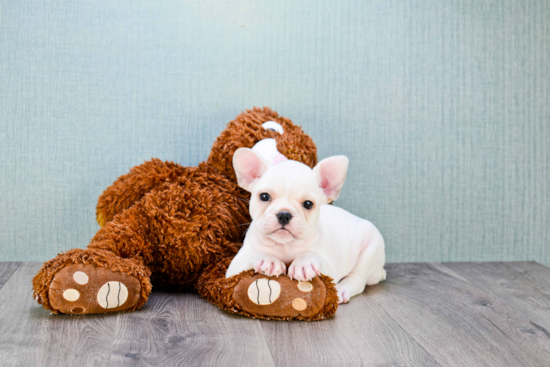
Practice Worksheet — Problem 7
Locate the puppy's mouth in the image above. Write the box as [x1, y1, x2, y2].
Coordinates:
[270, 227, 292, 234]
[268, 227, 295, 238]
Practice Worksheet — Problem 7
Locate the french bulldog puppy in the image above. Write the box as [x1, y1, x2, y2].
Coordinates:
[225, 148, 386, 304]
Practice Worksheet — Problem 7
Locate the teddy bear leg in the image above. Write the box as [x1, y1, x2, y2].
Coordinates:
[32, 248, 152, 315]
[196, 256, 339, 321]
[96, 159, 189, 227]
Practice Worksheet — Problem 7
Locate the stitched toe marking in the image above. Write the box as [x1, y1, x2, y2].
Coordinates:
[73, 271, 89, 285]
[292, 298, 307, 311]
[97, 281, 129, 309]
[247, 279, 281, 305]
[297, 281, 313, 292]
[63, 289, 80, 301]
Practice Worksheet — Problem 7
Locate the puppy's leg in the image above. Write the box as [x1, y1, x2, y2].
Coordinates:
[336, 235, 385, 304]
[226, 248, 286, 278]
[253, 253, 287, 277]
[288, 252, 336, 282]
[366, 267, 387, 286]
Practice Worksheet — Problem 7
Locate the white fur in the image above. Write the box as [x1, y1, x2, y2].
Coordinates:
[226, 144, 386, 304]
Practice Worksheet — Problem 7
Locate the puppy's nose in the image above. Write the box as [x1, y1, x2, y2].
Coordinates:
[276, 211, 292, 225]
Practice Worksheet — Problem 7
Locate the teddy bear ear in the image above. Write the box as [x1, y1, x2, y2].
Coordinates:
[232, 148, 269, 192]
[313, 156, 349, 202]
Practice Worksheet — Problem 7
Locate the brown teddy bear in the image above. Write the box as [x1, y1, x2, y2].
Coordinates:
[32, 107, 338, 320]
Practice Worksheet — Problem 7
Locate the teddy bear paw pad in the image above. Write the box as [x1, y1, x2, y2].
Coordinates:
[247, 279, 281, 305]
[234, 275, 327, 318]
[48, 264, 141, 314]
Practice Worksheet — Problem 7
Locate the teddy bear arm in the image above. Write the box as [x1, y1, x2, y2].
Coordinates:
[96, 159, 188, 227]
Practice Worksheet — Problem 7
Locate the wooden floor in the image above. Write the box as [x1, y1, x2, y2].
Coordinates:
[1, 262, 550, 366]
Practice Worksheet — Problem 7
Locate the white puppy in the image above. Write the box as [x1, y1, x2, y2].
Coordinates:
[226, 148, 386, 304]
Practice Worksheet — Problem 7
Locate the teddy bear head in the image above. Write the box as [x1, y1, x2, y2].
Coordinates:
[207, 107, 318, 182]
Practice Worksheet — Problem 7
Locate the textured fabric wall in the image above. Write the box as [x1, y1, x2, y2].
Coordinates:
[1, 0, 549, 266]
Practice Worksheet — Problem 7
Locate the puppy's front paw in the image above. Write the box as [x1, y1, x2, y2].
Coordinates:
[288, 257, 321, 281]
[254, 255, 286, 277]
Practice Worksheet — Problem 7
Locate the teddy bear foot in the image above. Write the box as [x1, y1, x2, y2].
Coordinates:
[48, 264, 142, 314]
[33, 248, 152, 314]
[233, 274, 334, 320]
[197, 258, 339, 321]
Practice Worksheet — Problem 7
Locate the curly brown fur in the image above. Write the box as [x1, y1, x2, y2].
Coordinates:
[89, 164, 251, 287]
[207, 107, 317, 181]
[316, 275, 339, 319]
[96, 159, 189, 227]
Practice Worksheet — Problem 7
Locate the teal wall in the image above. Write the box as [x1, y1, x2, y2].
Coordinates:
[1, 0, 549, 266]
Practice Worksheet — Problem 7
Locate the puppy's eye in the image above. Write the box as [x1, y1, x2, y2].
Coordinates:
[303, 200, 314, 210]
[259, 193, 271, 202]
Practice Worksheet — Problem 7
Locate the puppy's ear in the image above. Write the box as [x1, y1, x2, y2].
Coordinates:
[232, 148, 269, 192]
[313, 156, 349, 202]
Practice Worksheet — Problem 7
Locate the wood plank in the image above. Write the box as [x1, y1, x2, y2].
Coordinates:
[504, 261, 550, 291]
[368, 263, 550, 367]
[445, 262, 550, 334]
[0, 262, 20, 290]
[108, 290, 275, 367]
[0, 262, 119, 366]
[3, 262, 550, 366]
[260, 288, 442, 367]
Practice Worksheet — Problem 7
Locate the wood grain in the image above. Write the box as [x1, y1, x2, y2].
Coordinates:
[2, 262, 550, 366]
[503, 261, 550, 291]
[0, 262, 20, 290]
[368, 263, 550, 367]
[0, 262, 119, 366]
[108, 290, 275, 367]
[260, 289, 441, 367]
[445, 262, 550, 335]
